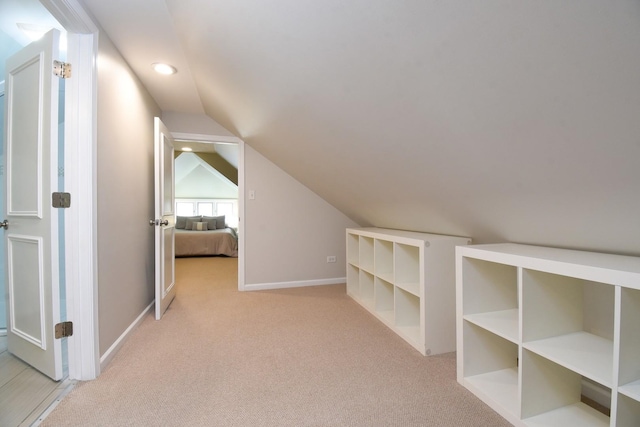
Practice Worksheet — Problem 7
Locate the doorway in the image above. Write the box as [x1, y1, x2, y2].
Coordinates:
[171, 135, 245, 289]
[0, 23, 75, 427]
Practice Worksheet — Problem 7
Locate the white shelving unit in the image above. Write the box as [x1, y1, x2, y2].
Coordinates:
[346, 227, 470, 356]
[456, 243, 640, 427]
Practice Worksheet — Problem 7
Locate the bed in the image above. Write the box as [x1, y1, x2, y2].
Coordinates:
[174, 215, 238, 257]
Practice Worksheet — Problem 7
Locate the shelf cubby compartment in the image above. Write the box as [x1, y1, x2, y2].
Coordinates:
[457, 243, 640, 426]
[359, 270, 375, 309]
[616, 393, 640, 427]
[359, 236, 374, 274]
[521, 349, 610, 426]
[348, 228, 470, 356]
[395, 287, 420, 345]
[375, 277, 394, 325]
[374, 239, 394, 283]
[347, 233, 360, 266]
[618, 287, 640, 403]
[346, 264, 359, 296]
[522, 270, 615, 387]
[461, 257, 518, 343]
[394, 243, 420, 296]
[462, 322, 519, 422]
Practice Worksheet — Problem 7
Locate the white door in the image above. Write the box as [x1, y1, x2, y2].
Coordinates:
[152, 117, 176, 319]
[4, 30, 64, 380]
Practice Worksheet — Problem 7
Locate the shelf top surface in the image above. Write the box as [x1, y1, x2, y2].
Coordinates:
[347, 227, 471, 243]
[458, 243, 640, 287]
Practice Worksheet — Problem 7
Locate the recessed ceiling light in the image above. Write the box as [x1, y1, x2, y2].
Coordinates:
[181, 147, 193, 152]
[152, 62, 177, 75]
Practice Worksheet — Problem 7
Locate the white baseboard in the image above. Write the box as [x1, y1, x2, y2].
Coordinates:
[0, 328, 6, 337]
[244, 277, 346, 291]
[99, 301, 153, 370]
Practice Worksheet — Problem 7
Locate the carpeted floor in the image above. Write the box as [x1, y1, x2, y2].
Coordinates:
[42, 257, 510, 426]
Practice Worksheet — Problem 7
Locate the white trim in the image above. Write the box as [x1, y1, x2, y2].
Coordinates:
[41, 0, 97, 33]
[0, 80, 4, 95]
[171, 132, 242, 145]
[44, 0, 100, 381]
[99, 302, 153, 370]
[237, 140, 245, 291]
[244, 277, 346, 291]
[170, 133, 245, 291]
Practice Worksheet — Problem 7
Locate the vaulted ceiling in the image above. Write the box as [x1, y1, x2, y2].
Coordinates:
[79, 1, 640, 255]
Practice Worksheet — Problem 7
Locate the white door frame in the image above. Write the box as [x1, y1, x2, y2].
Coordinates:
[0, 81, 5, 336]
[42, 0, 99, 380]
[171, 132, 245, 291]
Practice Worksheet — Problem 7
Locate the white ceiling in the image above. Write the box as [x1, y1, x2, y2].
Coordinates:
[59, 1, 640, 254]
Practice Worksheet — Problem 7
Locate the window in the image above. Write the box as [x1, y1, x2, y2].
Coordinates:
[216, 202, 234, 220]
[175, 199, 239, 228]
[176, 202, 195, 216]
[197, 202, 214, 217]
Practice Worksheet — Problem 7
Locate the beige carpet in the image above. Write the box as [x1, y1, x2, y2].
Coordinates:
[42, 257, 509, 426]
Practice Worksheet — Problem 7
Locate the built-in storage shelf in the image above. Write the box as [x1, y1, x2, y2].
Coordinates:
[346, 227, 470, 356]
[464, 308, 519, 343]
[456, 243, 640, 427]
[524, 333, 613, 387]
[619, 381, 640, 401]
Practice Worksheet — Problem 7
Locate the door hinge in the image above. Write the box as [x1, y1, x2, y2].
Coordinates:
[52, 192, 71, 208]
[53, 60, 72, 79]
[55, 321, 73, 339]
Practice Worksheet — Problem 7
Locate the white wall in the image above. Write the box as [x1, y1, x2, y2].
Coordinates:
[162, 111, 235, 137]
[244, 145, 359, 288]
[162, 111, 358, 288]
[96, 32, 160, 355]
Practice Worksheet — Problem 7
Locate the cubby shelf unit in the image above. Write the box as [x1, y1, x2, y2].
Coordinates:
[456, 243, 640, 427]
[346, 227, 471, 356]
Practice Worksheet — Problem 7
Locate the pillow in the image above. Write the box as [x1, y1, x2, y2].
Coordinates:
[191, 221, 208, 231]
[176, 216, 201, 229]
[185, 217, 201, 230]
[201, 217, 217, 230]
[202, 215, 225, 230]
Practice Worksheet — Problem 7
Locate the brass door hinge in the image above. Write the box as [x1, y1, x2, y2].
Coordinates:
[55, 321, 73, 339]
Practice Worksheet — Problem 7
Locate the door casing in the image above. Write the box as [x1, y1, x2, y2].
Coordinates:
[42, 0, 100, 381]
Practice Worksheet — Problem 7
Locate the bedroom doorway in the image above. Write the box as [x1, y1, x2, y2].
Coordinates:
[171, 135, 244, 290]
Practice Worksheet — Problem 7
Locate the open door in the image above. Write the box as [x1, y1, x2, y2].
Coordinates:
[152, 117, 176, 319]
[3, 30, 64, 380]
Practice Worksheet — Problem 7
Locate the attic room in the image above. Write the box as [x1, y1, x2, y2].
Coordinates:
[1, 0, 640, 426]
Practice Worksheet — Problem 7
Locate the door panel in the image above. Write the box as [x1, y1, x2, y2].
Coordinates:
[4, 30, 63, 380]
[8, 236, 45, 347]
[154, 117, 176, 319]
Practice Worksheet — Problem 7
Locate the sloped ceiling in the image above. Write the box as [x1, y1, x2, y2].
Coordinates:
[175, 153, 238, 199]
[80, 0, 640, 255]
